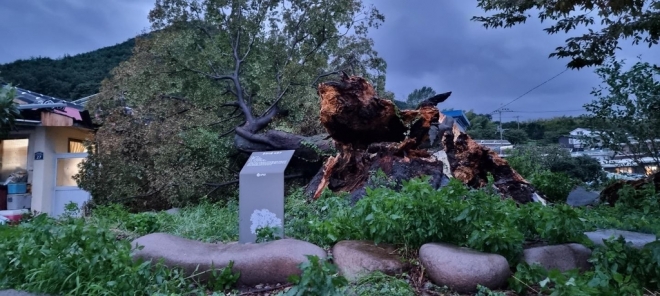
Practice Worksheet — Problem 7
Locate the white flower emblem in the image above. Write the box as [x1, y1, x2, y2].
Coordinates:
[250, 209, 282, 234]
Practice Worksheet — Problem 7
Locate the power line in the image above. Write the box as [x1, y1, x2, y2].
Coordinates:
[509, 109, 585, 113]
[492, 68, 570, 113]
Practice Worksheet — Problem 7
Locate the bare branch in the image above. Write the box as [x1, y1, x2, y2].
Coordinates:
[235, 126, 279, 148]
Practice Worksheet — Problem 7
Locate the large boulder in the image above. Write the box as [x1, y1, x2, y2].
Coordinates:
[566, 186, 600, 207]
[332, 240, 410, 281]
[131, 233, 327, 286]
[523, 243, 592, 272]
[419, 243, 510, 293]
[585, 229, 657, 249]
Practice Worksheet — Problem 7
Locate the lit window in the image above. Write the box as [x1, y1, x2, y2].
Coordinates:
[68, 139, 86, 153]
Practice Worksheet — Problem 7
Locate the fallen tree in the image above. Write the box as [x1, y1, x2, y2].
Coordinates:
[600, 172, 660, 206]
[305, 73, 546, 204]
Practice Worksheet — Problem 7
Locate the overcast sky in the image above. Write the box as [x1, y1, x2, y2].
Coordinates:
[1, 1, 658, 121]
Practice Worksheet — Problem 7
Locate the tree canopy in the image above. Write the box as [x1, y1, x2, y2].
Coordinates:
[584, 57, 660, 166]
[406, 86, 436, 107]
[473, 0, 660, 69]
[0, 84, 20, 138]
[79, 0, 389, 209]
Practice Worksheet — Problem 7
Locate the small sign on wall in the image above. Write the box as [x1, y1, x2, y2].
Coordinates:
[34, 151, 43, 160]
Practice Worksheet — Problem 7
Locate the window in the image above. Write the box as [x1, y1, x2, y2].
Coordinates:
[0, 138, 29, 181]
[68, 139, 86, 153]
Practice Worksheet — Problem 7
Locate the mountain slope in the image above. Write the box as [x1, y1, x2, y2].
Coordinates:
[0, 38, 136, 100]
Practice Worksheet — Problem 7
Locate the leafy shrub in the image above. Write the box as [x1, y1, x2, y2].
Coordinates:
[349, 271, 415, 296]
[530, 170, 577, 203]
[256, 226, 282, 243]
[0, 214, 197, 295]
[305, 177, 590, 263]
[207, 261, 240, 292]
[282, 255, 348, 296]
[507, 144, 605, 183]
[511, 236, 660, 295]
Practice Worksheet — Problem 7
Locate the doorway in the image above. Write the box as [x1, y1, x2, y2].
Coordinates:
[52, 153, 90, 217]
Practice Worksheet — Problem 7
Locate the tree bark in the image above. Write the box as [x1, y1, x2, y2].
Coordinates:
[305, 73, 547, 204]
[600, 171, 660, 206]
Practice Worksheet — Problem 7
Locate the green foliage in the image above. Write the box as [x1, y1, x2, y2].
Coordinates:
[81, 0, 389, 210]
[0, 84, 20, 138]
[0, 214, 199, 295]
[475, 284, 507, 296]
[507, 144, 605, 183]
[530, 170, 577, 203]
[283, 255, 348, 296]
[6, 181, 660, 294]
[0, 38, 136, 99]
[584, 58, 660, 167]
[208, 261, 240, 292]
[349, 271, 415, 296]
[503, 128, 529, 145]
[465, 111, 498, 139]
[303, 177, 589, 263]
[255, 226, 282, 243]
[511, 236, 660, 295]
[472, 0, 660, 69]
[406, 86, 436, 107]
[91, 200, 239, 243]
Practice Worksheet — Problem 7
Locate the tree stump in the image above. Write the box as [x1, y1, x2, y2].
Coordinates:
[306, 73, 546, 204]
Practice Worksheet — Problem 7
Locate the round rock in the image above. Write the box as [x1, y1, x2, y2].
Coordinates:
[131, 233, 327, 286]
[419, 243, 510, 293]
[332, 240, 410, 281]
[523, 243, 592, 272]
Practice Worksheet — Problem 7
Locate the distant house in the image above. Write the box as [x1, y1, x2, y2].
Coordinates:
[440, 110, 471, 132]
[0, 85, 95, 217]
[472, 139, 514, 157]
[558, 128, 602, 151]
[559, 127, 660, 175]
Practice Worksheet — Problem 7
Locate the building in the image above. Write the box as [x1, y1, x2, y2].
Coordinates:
[558, 128, 602, 151]
[559, 128, 658, 176]
[472, 139, 514, 157]
[440, 110, 471, 132]
[0, 85, 95, 217]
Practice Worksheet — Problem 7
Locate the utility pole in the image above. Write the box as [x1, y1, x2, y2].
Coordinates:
[514, 116, 520, 129]
[492, 107, 513, 140]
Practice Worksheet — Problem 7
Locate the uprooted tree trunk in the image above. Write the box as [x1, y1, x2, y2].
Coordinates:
[600, 171, 660, 206]
[303, 73, 546, 204]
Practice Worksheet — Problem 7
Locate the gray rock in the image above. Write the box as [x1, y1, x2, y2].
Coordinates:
[566, 187, 600, 207]
[585, 229, 657, 249]
[332, 240, 410, 281]
[131, 233, 327, 286]
[523, 243, 592, 272]
[419, 243, 510, 293]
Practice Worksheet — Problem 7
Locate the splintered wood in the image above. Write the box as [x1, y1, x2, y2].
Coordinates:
[308, 73, 544, 204]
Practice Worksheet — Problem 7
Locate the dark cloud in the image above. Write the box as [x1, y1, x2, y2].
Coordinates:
[1, 1, 659, 121]
[364, 1, 660, 120]
[0, 0, 152, 63]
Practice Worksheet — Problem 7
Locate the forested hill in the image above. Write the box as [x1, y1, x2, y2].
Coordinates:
[0, 37, 136, 100]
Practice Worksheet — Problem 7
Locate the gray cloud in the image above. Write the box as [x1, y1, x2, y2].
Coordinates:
[0, 0, 152, 62]
[1, 1, 658, 121]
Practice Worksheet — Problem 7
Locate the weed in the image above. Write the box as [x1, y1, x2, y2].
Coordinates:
[281, 255, 348, 296]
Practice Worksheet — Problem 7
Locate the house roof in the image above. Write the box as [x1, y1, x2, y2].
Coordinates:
[1, 84, 94, 129]
[441, 110, 471, 128]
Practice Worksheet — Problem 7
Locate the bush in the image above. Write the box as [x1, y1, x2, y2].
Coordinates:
[511, 237, 660, 295]
[530, 170, 577, 203]
[0, 214, 196, 294]
[304, 177, 589, 263]
[507, 144, 605, 183]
